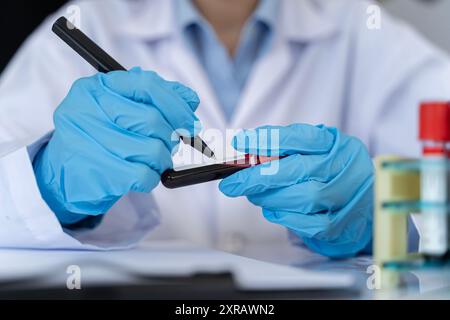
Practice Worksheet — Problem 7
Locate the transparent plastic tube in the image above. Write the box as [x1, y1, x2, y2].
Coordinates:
[419, 102, 450, 260]
[420, 141, 449, 258]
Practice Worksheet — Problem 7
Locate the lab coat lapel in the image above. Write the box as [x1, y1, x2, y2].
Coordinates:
[231, 37, 293, 128]
[117, 0, 226, 129]
[231, 0, 338, 128]
[167, 35, 226, 130]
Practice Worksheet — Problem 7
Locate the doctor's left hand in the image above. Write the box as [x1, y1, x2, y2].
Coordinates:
[219, 124, 374, 258]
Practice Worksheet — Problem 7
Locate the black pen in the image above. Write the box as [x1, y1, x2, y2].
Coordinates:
[52, 16, 216, 159]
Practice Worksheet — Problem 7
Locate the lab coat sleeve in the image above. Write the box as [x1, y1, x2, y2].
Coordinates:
[344, 1, 450, 249]
[0, 2, 161, 250]
[0, 143, 83, 249]
[0, 133, 162, 250]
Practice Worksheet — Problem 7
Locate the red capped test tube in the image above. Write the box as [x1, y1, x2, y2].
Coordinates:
[419, 102, 450, 259]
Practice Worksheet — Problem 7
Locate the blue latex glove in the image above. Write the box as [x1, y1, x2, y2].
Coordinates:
[219, 124, 374, 258]
[34, 67, 201, 226]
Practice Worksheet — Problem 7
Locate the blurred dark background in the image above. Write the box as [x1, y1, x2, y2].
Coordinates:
[0, 1, 68, 74]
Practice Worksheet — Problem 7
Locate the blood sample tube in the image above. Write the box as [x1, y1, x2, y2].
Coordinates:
[419, 102, 450, 260]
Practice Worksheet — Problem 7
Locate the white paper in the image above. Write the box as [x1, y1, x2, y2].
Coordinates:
[0, 241, 355, 290]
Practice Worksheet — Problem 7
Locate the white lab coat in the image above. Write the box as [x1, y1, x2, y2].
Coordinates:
[0, 0, 449, 252]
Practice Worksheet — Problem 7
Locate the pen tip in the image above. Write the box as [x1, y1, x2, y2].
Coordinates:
[206, 149, 216, 159]
[201, 143, 216, 159]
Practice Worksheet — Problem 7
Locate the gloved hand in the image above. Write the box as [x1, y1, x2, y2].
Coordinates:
[34, 67, 201, 226]
[219, 124, 374, 258]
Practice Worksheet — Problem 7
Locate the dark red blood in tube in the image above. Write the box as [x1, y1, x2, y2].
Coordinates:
[161, 154, 284, 189]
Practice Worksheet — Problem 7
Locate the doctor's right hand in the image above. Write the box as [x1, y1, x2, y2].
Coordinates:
[33, 67, 200, 226]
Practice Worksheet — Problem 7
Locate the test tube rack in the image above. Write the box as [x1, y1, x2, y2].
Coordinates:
[374, 156, 450, 289]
